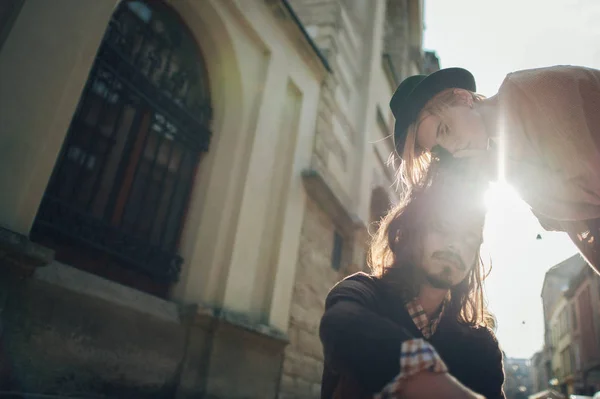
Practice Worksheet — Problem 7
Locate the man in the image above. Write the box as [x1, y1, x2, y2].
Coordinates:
[319, 172, 505, 399]
[389, 65, 600, 273]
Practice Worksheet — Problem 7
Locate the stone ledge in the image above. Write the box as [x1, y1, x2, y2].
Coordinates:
[0, 226, 54, 274]
[3, 272, 186, 398]
[185, 303, 289, 345]
[301, 168, 361, 234]
[32, 262, 288, 343]
[218, 308, 289, 344]
[34, 261, 180, 323]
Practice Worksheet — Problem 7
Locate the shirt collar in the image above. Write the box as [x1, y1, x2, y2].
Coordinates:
[406, 297, 447, 339]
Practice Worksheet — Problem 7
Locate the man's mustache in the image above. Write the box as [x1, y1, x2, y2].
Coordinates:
[432, 250, 466, 271]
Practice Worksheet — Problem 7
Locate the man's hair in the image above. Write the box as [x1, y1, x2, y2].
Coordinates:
[398, 89, 486, 191]
[369, 164, 494, 328]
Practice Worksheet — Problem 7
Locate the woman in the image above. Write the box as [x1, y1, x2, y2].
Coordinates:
[390, 66, 600, 272]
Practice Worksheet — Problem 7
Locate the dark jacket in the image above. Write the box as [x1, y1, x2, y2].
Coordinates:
[319, 272, 505, 399]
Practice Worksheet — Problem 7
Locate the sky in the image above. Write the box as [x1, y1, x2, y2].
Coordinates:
[422, 0, 600, 359]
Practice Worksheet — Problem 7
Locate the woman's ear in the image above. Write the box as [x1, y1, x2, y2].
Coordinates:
[453, 88, 474, 107]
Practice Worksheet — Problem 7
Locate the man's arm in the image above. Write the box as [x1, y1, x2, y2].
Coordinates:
[321, 275, 487, 399]
[474, 327, 506, 399]
[319, 276, 415, 393]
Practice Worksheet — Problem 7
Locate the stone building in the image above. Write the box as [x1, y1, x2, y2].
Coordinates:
[565, 259, 600, 394]
[538, 255, 587, 396]
[531, 350, 551, 394]
[503, 357, 534, 399]
[0, 0, 432, 397]
[550, 294, 576, 395]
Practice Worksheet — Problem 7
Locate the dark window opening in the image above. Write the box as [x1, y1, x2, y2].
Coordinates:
[331, 231, 344, 271]
[30, 0, 212, 297]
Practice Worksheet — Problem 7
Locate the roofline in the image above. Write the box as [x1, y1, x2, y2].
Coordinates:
[280, 0, 332, 73]
[540, 254, 584, 298]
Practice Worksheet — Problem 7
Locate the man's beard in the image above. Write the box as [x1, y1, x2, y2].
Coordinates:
[425, 266, 455, 289]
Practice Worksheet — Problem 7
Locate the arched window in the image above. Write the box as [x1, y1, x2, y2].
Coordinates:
[32, 0, 211, 295]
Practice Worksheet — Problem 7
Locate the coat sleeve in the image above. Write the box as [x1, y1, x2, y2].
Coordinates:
[319, 275, 415, 394]
[499, 66, 600, 222]
[498, 67, 600, 272]
[472, 327, 506, 399]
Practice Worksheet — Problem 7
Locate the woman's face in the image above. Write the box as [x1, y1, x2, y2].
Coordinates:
[415, 99, 488, 158]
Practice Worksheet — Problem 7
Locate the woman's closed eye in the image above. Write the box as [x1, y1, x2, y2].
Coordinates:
[436, 123, 450, 138]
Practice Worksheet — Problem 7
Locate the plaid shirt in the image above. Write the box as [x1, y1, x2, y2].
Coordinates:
[405, 297, 446, 339]
[374, 299, 449, 398]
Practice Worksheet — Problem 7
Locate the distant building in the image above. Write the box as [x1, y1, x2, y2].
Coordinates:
[566, 263, 600, 395]
[505, 357, 534, 399]
[539, 255, 587, 396]
[532, 350, 552, 394]
[422, 50, 441, 74]
[550, 294, 577, 395]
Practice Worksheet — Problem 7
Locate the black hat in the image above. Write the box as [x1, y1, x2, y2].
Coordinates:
[390, 67, 476, 159]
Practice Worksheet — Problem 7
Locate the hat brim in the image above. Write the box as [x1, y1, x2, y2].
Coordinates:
[393, 68, 476, 159]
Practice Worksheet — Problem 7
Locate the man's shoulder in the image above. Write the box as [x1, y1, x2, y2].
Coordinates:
[333, 271, 379, 289]
[470, 325, 500, 344]
[340, 271, 375, 283]
[325, 272, 384, 308]
[454, 324, 502, 355]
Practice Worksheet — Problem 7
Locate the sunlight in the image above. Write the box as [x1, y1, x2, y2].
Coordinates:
[482, 180, 578, 358]
[475, 109, 579, 357]
[484, 181, 520, 212]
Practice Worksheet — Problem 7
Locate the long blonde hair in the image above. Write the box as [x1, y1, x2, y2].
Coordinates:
[398, 89, 486, 190]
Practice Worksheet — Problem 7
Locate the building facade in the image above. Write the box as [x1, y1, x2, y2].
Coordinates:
[504, 357, 534, 399]
[535, 255, 589, 397]
[531, 350, 551, 394]
[0, 0, 432, 397]
[550, 295, 576, 395]
[567, 263, 600, 394]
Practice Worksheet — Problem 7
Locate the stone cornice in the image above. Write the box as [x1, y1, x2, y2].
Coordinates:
[0, 226, 54, 276]
[265, 0, 332, 76]
[301, 169, 364, 234]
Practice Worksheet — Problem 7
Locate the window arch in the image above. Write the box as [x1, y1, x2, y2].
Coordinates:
[32, 0, 212, 294]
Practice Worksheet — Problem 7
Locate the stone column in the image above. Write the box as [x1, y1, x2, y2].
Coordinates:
[0, 0, 118, 235]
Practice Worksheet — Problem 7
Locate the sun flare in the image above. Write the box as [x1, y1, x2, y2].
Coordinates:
[484, 181, 520, 212]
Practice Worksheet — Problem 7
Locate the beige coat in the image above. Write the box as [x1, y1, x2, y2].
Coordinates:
[498, 65, 600, 271]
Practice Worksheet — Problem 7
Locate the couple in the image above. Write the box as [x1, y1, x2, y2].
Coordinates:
[320, 65, 600, 398]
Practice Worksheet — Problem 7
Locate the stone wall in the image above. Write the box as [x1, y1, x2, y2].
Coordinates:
[279, 198, 361, 398]
[0, 260, 287, 399]
[1, 262, 186, 397]
[288, 0, 362, 216]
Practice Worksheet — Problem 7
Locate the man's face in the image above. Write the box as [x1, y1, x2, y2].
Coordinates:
[419, 209, 484, 289]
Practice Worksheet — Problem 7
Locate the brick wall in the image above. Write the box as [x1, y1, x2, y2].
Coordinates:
[279, 198, 359, 398]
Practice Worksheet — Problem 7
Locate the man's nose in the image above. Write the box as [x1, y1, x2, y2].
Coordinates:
[446, 236, 468, 255]
[446, 235, 462, 249]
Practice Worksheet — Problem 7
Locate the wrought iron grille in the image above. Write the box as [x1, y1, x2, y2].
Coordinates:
[32, 0, 212, 283]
